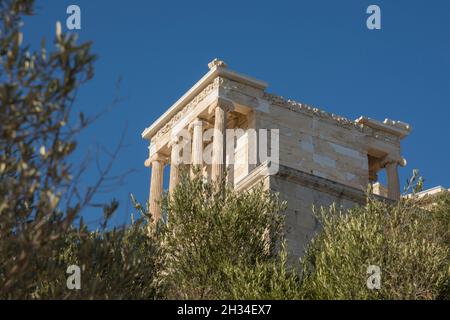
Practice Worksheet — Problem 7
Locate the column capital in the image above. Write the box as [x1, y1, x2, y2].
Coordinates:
[208, 97, 234, 115]
[381, 159, 396, 168]
[168, 135, 180, 148]
[381, 157, 407, 168]
[148, 152, 168, 165]
[188, 117, 208, 132]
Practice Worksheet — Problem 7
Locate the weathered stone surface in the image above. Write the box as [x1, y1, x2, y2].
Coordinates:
[142, 59, 411, 260]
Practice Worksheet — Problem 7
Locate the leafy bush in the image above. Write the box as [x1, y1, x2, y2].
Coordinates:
[300, 192, 450, 300]
[10, 220, 159, 300]
[221, 242, 302, 300]
[0, 0, 159, 299]
[154, 172, 290, 299]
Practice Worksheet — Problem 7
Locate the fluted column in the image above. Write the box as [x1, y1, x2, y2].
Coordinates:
[149, 153, 167, 223]
[189, 118, 205, 177]
[169, 137, 180, 194]
[209, 98, 233, 183]
[385, 161, 400, 200]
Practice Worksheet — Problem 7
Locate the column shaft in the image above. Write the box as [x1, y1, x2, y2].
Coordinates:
[386, 161, 400, 200]
[169, 141, 180, 194]
[211, 105, 227, 183]
[191, 119, 204, 177]
[149, 155, 165, 223]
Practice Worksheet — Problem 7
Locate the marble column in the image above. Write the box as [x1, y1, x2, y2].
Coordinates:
[149, 153, 167, 223]
[189, 118, 205, 177]
[169, 137, 180, 194]
[210, 99, 233, 183]
[385, 161, 400, 200]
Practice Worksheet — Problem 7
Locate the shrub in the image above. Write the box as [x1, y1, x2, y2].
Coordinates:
[221, 242, 302, 300]
[19, 220, 159, 299]
[155, 172, 291, 299]
[300, 192, 450, 300]
[0, 0, 159, 299]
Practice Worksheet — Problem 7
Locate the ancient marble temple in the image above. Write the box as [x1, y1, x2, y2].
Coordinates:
[141, 59, 411, 258]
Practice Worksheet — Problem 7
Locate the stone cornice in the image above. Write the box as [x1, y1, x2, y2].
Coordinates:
[263, 92, 357, 129]
[150, 77, 221, 142]
[235, 161, 272, 192]
[141, 62, 268, 140]
[263, 92, 410, 144]
[236, 161, 390, 204]
[142, 60, 411, 149]
[355, 116, 411, 139]
[275, 164, 370, 204]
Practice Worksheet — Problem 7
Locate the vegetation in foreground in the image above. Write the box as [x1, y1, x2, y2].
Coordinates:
[1, 0, 448, 299]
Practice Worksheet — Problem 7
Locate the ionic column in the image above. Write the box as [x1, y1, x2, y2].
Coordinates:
[209, 98, 233, 183]
[189, 118, 205, 177]
[169, 137, 180, 194]
[385, 161, 400, 200]
[149, 153, 167, 223]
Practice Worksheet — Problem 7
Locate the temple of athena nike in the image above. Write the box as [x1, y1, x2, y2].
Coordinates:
[141, 59, 415, 258]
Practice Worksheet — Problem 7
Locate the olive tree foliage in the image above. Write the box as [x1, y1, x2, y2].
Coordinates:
[131, 168, 449, 300]
[148, 171, 295, 299]
[220, 242, 302, 300]
[0, 0, 158, 299]
[31, 220, 159, 299]
[300, 177, 450, 300]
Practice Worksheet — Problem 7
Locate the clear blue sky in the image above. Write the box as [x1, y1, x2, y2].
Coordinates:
[21, 0, 450, 227]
